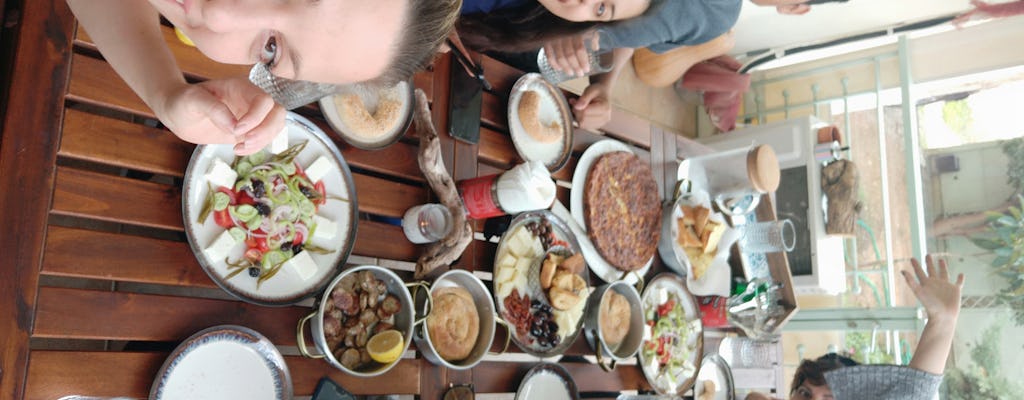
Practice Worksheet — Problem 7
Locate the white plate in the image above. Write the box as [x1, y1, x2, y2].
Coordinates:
[638, 273, 704, 395]
[508, 73, 573, 172]
[694, 354, 736, 400]
[151, 325, 291, 400]
[493, 211, 587, 358]
[569, 139, 653, 284]
[515, 363, 579, 400]
[182, 112, 358, 306]
[666, 190, 738, 297]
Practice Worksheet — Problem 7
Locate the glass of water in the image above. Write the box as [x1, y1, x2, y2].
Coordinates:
[536, 31, 614, 84]
[402, 204, 453, 244]
[736, 219, 796, 253]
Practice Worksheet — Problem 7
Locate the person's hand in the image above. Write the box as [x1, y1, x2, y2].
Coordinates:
[776, 3, 811, 14]
[542, 33, 599, 77]
[156, 77, 286, 155]
[569, 82, 612, 130]
[902, 255, 965, 322]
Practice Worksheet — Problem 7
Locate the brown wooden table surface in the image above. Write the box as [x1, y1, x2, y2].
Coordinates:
[0, 1, 790, 399]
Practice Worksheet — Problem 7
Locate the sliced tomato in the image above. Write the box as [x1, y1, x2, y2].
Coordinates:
[236, 190, 257, 206]
[243, 248, 263, 263]
[242, 236, 268, 252]
[292, 231, 304, 246]
[213, 209, 233, 228]
[313, 181, 327, 206]
[293, 161, 306, 178]
[659, 351, 671, 365]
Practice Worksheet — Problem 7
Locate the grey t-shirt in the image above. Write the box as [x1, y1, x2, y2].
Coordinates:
[825, 365, 942, 400]
[599, 0, 743, 53]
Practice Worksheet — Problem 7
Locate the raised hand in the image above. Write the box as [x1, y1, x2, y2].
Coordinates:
[902, 255, 965, 322]
[569, 82, 612, 130]
[157, 77, 286, 155]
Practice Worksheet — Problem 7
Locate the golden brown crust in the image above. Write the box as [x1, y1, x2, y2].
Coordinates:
[518, 90, 563, 144]
[426, 286, 479, 362]
[599, 291, 631, 346]
[584, 152, 661, 271]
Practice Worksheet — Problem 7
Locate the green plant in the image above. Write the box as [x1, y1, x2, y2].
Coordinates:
[970, 194, 1024, 326]
[1002, 137, 1024, 192]
[941, 324, 1021, 400]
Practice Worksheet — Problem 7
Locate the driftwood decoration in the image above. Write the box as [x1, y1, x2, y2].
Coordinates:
[412, 89, 473, 279]
[822, 159, 862, 236]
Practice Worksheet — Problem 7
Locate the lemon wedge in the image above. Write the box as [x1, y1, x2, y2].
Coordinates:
[174, 27, 195, 47]
[366, 330, 404, 364]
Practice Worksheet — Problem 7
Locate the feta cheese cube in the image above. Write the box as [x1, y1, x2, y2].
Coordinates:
[496, 254, 518, 271]
[495, 265, 516, 283]
[311, 215, 337, 243]
[656, 288, 668, 305]
[204, 158, 237, 190]
[268, 127, 288, 154]
[204, 230, 237, 262]
[304, 156, 332, 183]
[496, 282, 514, 298]
[286, 250, 318, 281]
[511, 269, 528, 292]
[513, 256, 533, 277]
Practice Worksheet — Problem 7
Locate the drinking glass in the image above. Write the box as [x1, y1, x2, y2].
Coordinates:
[736, 219, 796, 253]
[536, 32, 614, 84]
[402, 204, 453, 244]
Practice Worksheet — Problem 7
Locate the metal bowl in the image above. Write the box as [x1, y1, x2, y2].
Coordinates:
[414, 270, 500, 370]
[583, 281, 645, 370]
[297, 265, 419, 377]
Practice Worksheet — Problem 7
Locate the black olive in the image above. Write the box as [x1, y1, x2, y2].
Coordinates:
[531, 299, 542, 308]
[248, 267, 260, 278]
[300, 186, 314, 198]
[255, 203, 271, 216]
[251, 178, 266, 198]
[280, 241, 293, 252]
[530, 325, 543, 337]
[550, 335, 561, 347]
[545, 320, 558, 333]
[292, 243, 303, 255]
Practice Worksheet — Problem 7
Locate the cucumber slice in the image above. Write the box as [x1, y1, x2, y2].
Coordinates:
[213, 192, 231, 211]
[228, 227, 247, 242]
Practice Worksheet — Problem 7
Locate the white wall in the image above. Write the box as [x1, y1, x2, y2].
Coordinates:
[733, 0, 970, 56]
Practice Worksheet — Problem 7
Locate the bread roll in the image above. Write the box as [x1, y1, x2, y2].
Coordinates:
[426, 287, 480, 362]
[518, 90, 562, 144]
[599, 291, 631, 346]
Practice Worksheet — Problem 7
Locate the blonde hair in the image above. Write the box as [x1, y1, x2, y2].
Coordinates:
[372, 0, 461, 86]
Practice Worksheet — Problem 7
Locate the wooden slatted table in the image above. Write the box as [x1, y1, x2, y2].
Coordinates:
[0, 1, 791, 399]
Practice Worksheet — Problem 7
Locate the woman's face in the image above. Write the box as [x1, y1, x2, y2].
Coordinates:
[536, 0, 649, 22]
[791, 383, 834, 400]
[149, 0, 407, 84]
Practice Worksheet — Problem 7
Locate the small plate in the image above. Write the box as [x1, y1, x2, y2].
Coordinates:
[664, 190, 738, 297]
[694, 354, 736, 400]
[638, 273, 704, 395]
[569, 140, 653, 284]
[150, 325, 292, 400]
[320, 80, 413, 150]
[515, 363, 580, 400]
[182, 112, 359, 306]
[493, 211, 588, 358]
[508, 73, 573, 172]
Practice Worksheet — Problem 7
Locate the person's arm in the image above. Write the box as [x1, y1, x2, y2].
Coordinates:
[569, 47, 633, 129]
[748, 0, 812, 15]
[901, 255, 965, 375]
[66, 0, 283, 155]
